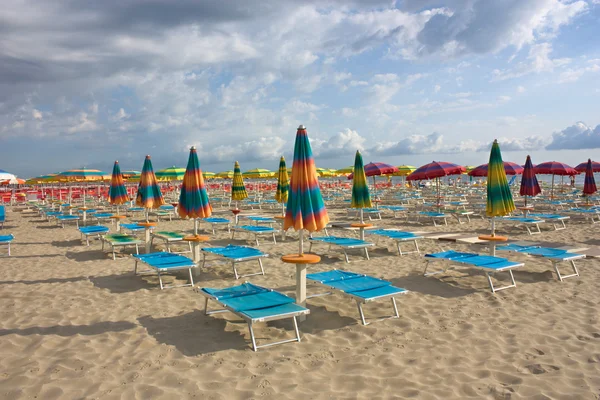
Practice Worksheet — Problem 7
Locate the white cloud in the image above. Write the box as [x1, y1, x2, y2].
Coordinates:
[32, 109, 43, 120]
[312, 129, 366, 158]
[434, 84, 441, 93]
[67, 112, 99, 134]
[546, 122, 600, 150]
[492, 43, 571, 81]
[558, 62, 600, 83]
[517, 86, 526, 93]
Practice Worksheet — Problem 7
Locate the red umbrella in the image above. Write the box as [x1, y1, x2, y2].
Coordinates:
[519, 155, 541, 206]
[468, 162, 523, 177]
[583, 159, 597, 198]
[534, 161, 578, 198]
[407, 161, 466, 208]
[347, 162, 398, 179]
[575, 160, 600, 173]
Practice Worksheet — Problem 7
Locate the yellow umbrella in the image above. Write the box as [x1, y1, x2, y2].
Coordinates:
[391, 165, 416, 176]
[216, 170, 234, 179]
[243, 168, 275, 179]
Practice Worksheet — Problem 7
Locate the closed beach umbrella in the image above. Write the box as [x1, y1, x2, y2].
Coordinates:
[231, 161, 248, 207]
[136, 155, 165, 220]
[179, 146, 212, 234]
[468, 162, 524, 177]
[575, 160, 600, 173]
[583, 159, 597, 201]
[275, 156, 289, 215]
[534, 161, 578, 198]
[108, 161, 129, 213]
[284, 125, 329, 254]
[351, 150, 372, 224]
[519, 155, 541, 206]
[155, 166, 185, 181]
[486, 140, 515, 236]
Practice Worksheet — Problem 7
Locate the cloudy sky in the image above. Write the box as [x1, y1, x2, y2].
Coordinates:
[1, 0, 599, 177]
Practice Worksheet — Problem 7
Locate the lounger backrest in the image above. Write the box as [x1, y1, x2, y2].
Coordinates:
[0, 206, 5, 220]
[307, 270, 362, 283]
[203, 282, 267, 300]
[458, 255, 508, 266]
[221, 291, 294, 311]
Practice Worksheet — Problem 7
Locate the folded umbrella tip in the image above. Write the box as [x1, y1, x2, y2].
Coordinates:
[298, 124, 306, 130]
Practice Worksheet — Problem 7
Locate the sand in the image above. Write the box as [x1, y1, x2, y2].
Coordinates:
[0, 205, 599, 399]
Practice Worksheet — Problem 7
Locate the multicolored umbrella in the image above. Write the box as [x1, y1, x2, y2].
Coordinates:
[575, 160, 600, 173]
[407, 161, 466, 208]
[582, 159, 597, 200]
[391, 165, 416, 177]
[136, 155, 165, 220]
[121, 170, 141, 178]
[347, 162, 398, 179]
[335, 166, 354, 176]
[486, 140, 515, 225]
[0, 178, 25, 185]
[57, 167, 108, 181]
[108, 161, 129, 212]
[179, 146, 212, 233]
[284, 125, 329, 254]
[275, 156, 289, 215]
[243, 168, 275, 179]
[519, 155, 541, 206]
[315, 168, 335, 177]
[231, 161, 248, 206]
[468, 162, 524, 177]
[155, 166, 185, 181]
[351, 150, 372, 224]
[534, 161, 578, 198]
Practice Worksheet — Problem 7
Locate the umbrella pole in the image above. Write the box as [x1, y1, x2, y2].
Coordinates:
[145, 209, 149, 223]
[299, 229, 304, 255]
[491, 217, 495, 237]
[194, 218, 199, 235]
[281, 202, 285, 217]
[551, 175, 555, 199]
[360, 208, 364, 224]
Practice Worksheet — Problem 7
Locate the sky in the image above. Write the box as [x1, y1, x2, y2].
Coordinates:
[1, 0, 600, 178]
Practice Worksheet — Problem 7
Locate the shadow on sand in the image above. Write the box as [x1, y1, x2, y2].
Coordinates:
[0, 276, 88, 285]
[0, 321, 136, 337]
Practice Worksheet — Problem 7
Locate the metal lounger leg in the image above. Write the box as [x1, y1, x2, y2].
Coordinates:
[249, 323, 258, 351]
[258, 258, 265, 275]
[363, 247, 370, 260]
[553, 260, 579, 281]
[232, 261, 239, 280]
[157, 271, 164, 290]
[423, 261, 447, 277]
[343, 249, 350, 263]
[486, 270, 517, 293]
[188, 267, 194, 286]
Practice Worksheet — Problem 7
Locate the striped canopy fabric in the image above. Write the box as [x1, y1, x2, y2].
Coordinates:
[407, 161, 466, 181]
[575, 160, 600, 173]
[243, 168, 274, 179]
[486, 140, 515, 218]
[216, 170, 234, 179]
[155, 166, 185, 181]
[315, 168, 334, 177]
[0, 178, 25, 185]
[178, 146, 212, 219]
[391, 165, 416, 177]
[583, 159, 597, 196]
[135, 155, 165, 209]
[468, 162, 524, 177]
[25, 174, 58, 184]
[275, 156, 289, 204]
[351, 151, 372, 209]
[347, 162, 398, 179]
[284, 125, 329, 233]
[203, 172, 216, 179]
[534, 161, 578, 176]
[231, 161, 248, 201]
[519, 155, 541, 200]
[108, 161, 129, 205]
[57, 167, 107, 182]
[335, 166, 354, 175]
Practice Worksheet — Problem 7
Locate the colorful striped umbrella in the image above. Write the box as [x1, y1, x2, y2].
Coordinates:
[347, 162, 398, 179]
[121, 170, 141, 178]
[315, 167, 335, 177]
[351, 150, 372, 223]
[520, 155, 541, 206]
[284, 125, 329, 254]
[407, 161, 466, 208]
[136, 155, 165, 219]
[275, 156, 289, 215]
[468, 162, 524, 177]
[391, 165, 416, 177]
[57, 167, 107, 182]
[231, 161, 248, 205]
[203, 172, 216, 179]
[243, 168, 275, 179]
[108, 161, 129, 211]
[486, 140, 515, 222]
[534, 161, 578, 198]
[583, 159, 597, 198]
[155, 166, 185, 181]
[575, 160, 600, 173]
[179, 146, 212, 233]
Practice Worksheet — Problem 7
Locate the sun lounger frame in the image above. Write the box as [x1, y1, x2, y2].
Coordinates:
[101, 234, 142, 260]
[79, 226, 109, 246]
[201, 246, 268, 279]
[133, 252, 196, 289]
[496, 245, 583, 281]
[150, 232, 192, 254]
[367, 230, 422, 256]
[498, 217, 543, 235]
[308, 237, 374, 263]
[0, 234, 14, 256]
[231, 226, 277, 246]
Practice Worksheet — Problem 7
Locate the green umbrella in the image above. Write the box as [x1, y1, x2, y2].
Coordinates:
[351, 150, 372, 225]
[486, 139, 515, 236]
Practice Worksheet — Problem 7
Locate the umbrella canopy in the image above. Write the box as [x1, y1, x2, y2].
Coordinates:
[0, 178, 25, 185]
[407, 161, 466, 181]
[25, 174, 58, 184]
[315, 167, 334, 177]
[347, 162, 398, 179]
[519, 155, 541, 204]
[216, 170, 234, 179]
[108, 161, 129, 205]
[486, 140, 515, 218]
[468, 162, 524, 177]
[284, 125, 329, 236]
[575, 160, 600, 173]
[135, 155, 165, 209]
[464, 165, 477, 173]
[275, 156, 289, 205]
[126, 174, 141, 183]
[155, 166, 185, 181]
[178, 146, 212, 219]
[121, 170, 141, 178]
[335, 166, 354, 175]
[203, 172, 216, 179]
[391, 165, 416, 177]
[57, 167, 107, 182]
[534, 161, 578, 176]
[0, 169, 17, 181]
[231, 161, 248, 201]
[243, 168, 274, 179]
[583, 159, 597, 196]
[351, 151, 372, 210]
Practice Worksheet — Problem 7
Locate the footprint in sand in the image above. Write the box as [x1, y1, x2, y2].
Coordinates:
[524, 364, 560, 375]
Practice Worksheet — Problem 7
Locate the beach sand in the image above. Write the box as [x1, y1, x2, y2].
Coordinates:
[1, 206, 599, 399]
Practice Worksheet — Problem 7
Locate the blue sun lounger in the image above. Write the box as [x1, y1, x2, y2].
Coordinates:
[0, 234, 14, 256]
[120, 223, 153, 235]
[150, 231, 192, 253]
[231, 225, 277, 246]
[133, 252, 197, 289]
[379, 205, 407, 218]
[56, 214, 80, 228]
[366, 229, 422, 255]
[528, 213, 569, 230]
[92, 212, 114, 224]
[424, 250, 524, 293]
[498, 216, 544, 235]
[306, 270, 408, 325]
[0, 205, 5, 228]
[201, 217, 231, 234]
[308, 236, 374, 263]
[415, 211, 448, 226]
[243, 215, 276, 226]
[201, 245, 268, 279]
[564, 208, 600, 224]
[198, 282, 310, 351]
[78, 225, 110, 246]
[101, 233, 142, 260]
[495, 244, 584, 281]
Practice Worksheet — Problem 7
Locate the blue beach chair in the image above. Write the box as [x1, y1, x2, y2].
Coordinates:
[496, 244, 584, 281]
[201, 245, 268, 279]
[231, 225, 277, 246]
[308, 236, 374, 263]
[0, 205, 5, 228]
[198, 282, 310, 351]
[306, 270, 408, 325]
[201, 217, 231, 234]
[78, 225, 110, 246]
[133, 252, 197, 289]
[0, 234, 14, 256]
[366, 229, 422, 255]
